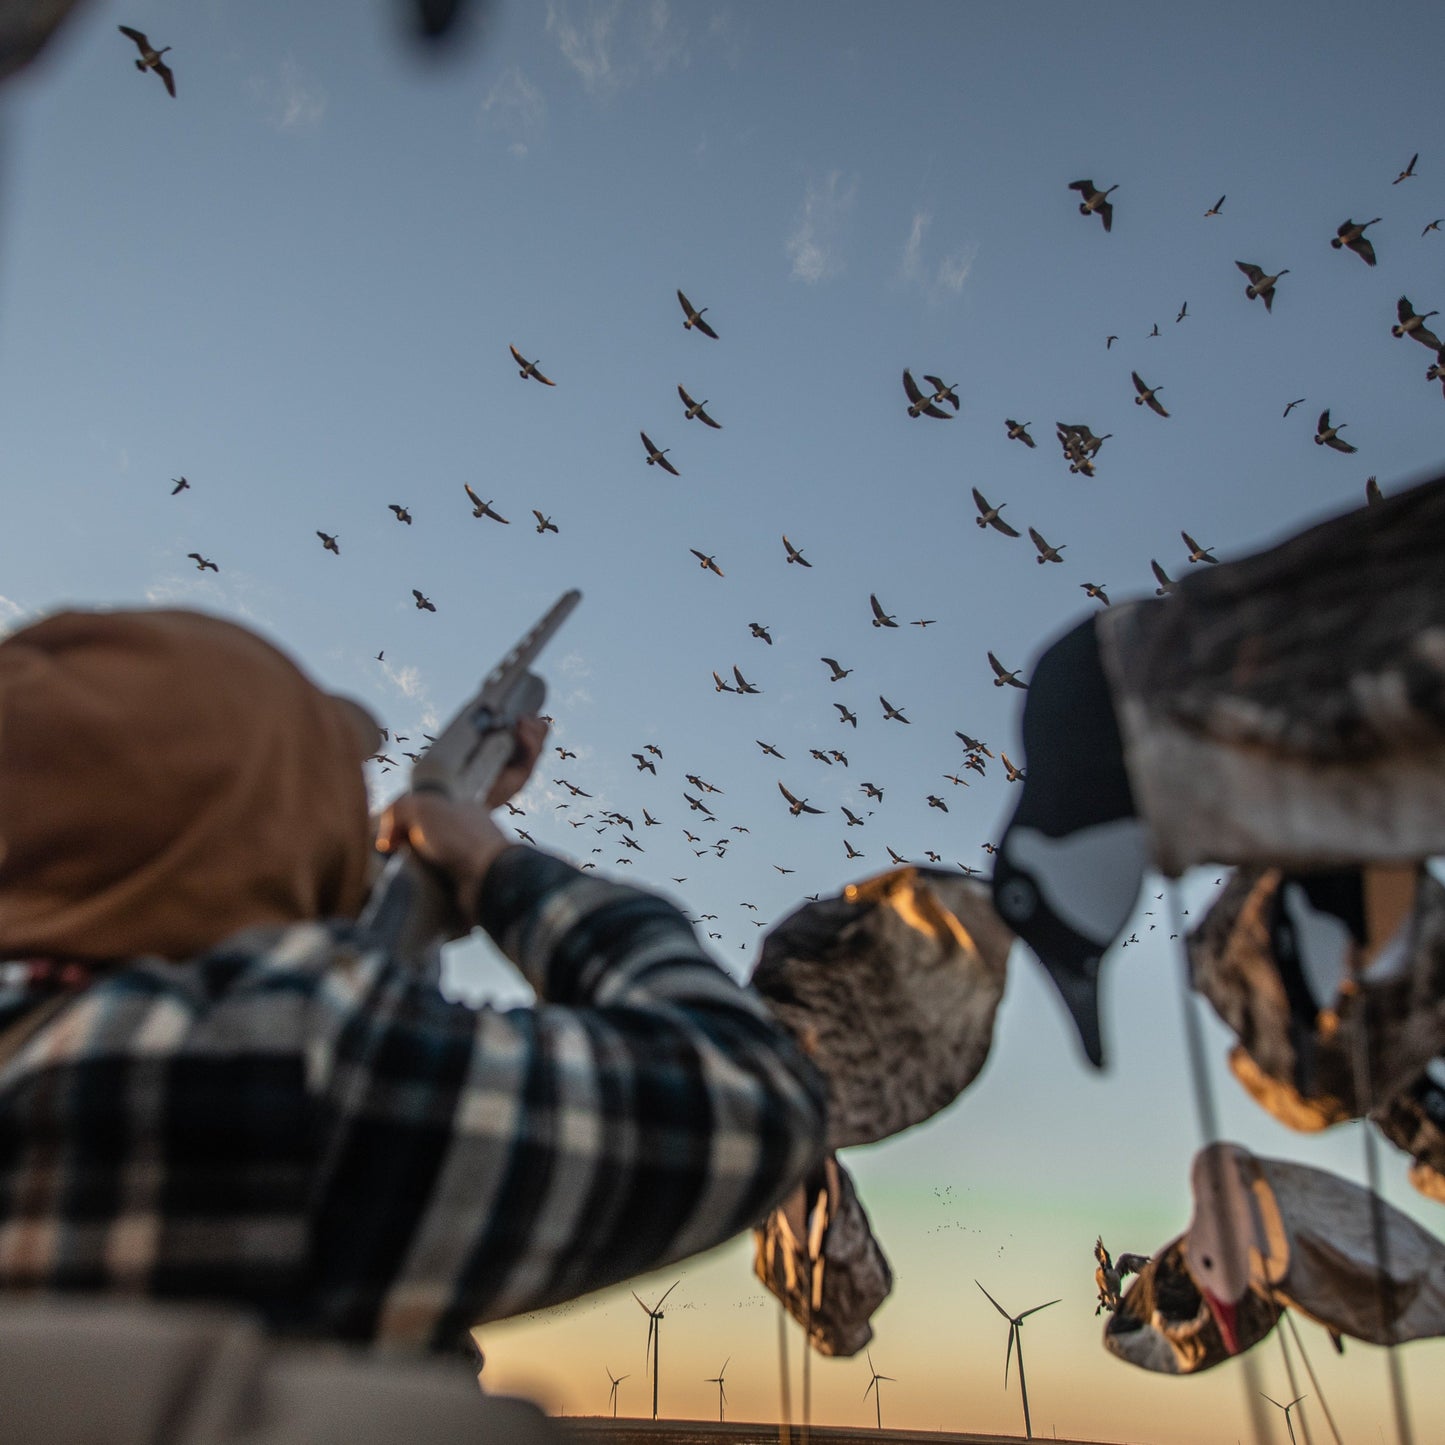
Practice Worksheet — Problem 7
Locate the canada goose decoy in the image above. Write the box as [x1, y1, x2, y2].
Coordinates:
[778, 781, 823, 816]
[844, 839, 864, 860]
[972, 488, 1020, 536]
[676, 289, 718, 338]
[1282, 397, 1306, 418]
[1004, 418, 1036, 447]
[388, 504, 413, 524]
[749, 622, 773, 644]
[1204, 195, 1226, 217]
[1028, 527, 1065, 564]
[1236, 260, 1289, 312]
[1131, 371, 1169, 417]
[732, 665, 760, 694]
[821, 656, 852, 681]
[641, 431, 680, 476]
[1181, 531, 1218, 564]
[533, 509, 559, 534]
[901, 368, 955, 419]
[1394, 151, 1419, 183]
[1331, 217, 1381, 265]
[869, 593, 899, 628]
[879, 696, 910, 723]
[781, 534, 812, 567]
[463, 485, 508, 522]
[1150, 559, 1175, 596]
[862, 781, 884, 800]
[988, 651, 1027, 689]
[926, 794, 949, 812]
[690, 548, 724, 577]
[187, 552, 218, 572]
[1176, 301, 1188, 323]
[508, 344, 555, 385]
[1082, 581, 1111, 606]
[1313, 408, 1356, 453]
[841, 806, 865, 827]
[317, 531, 340, 554]
[118, 26, 175, 96]
[170, 476, 189, 495]
[1365, 475, 1384, 506]
[1068, 178, 1118, 231]
[835, 702, 858, 727]
[677, 384, 721, 429]
[412, 588, 436, 611]
[1393, 295, 1442, 349]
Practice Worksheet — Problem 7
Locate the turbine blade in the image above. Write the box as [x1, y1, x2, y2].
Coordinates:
[1005, 1324, 1016, 1388]
[975, 1281, 1011, 1321]
[656, 1279, 682, 1310]
[1018, 1298, 1062, 1320]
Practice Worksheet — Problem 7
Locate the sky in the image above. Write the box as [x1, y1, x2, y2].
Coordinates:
[3, 2, 1445, 1441]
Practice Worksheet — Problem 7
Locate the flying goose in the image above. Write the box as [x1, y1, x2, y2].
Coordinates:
[1150, 559, 1176, 596]
[988, 652, 1027, 688]
[732, 665, 760, 694]
[388, 504, 412, 524]
[879, 695, 910, 723]
[749, 622, 773, 644]
[641, 431, 680, 475]
[712, 671, 736, 693]
[1282, 398, 1306, 418]
[1001, 752, 1026, 783]
[1236, 260, 1289, 312]
[1313, 409, 1356, 453]
[782, 534, 812, 566]
[955, 732, 993, 756]
[508, 344, 555, 385]
[187, 552, 217, 572]
[1028, 527, 1065, 564]
[1365, 475, 1384, 506]
[1394, 151, 1419, 184]
[632, 752, 657, 774]
[690, 548, 724, 576]
[1068, 179, 1118, 231]
[821, 657, 853, 680]
[317, 531, 340, 554]
[926, 794, 949, 811]
[1082, 581, 1111, 606]
[844, 839, 864, 860]
[1131, 371, 1169, 416]
[835, 702, 858, 727]
[1331, 217, 1380, 266]
[677, 384, 721, 428]
[841, 806, 865, 827]
[412, 588, 436, 611]
[902, 369, 956, 419]
[972, 488, 1019, 536]
[1176, 301, 1188, 323]
[533, 510, 559, 533]
[1204, 195, 1225, 217]
[463, 485, 508, 522]
[170, 476, 189, 495]
[118, 26, 175, 96]
[676, 289, 718, 338]
[869, 593, 899, 627]
[777, 781, 823, 816]
[861, 781, 884, 800]
[1181, 531, 1218, 564]
[1393, 296, 1441, 349]
[1004, 418, 1036, 447]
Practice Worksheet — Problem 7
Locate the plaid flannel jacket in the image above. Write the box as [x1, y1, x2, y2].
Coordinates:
[0, 848, 826, 1353]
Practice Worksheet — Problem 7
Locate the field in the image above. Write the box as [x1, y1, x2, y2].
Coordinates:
[559, 1420, 1119, 1445]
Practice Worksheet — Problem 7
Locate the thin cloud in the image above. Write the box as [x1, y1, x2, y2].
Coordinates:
[786, 171, 857, 284]
[0, 595, 25, 637]
[250, 55, 327, 133]
[382, 660, 426, 701]
[898, 209, 976, 303]
[545, 0, 689, 95]
[481, 66, 546, 157]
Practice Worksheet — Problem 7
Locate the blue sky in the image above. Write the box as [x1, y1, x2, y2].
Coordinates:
[4, 3, 1445, 1440]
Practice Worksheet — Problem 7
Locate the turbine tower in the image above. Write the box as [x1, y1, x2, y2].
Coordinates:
[704, 1358, 729, 1421]
[863, 1349, 895, 1429]
[976, 1280, 1059, 1440]
[605, 1367, 628, 1419]
[633, 1280, 680, 1421]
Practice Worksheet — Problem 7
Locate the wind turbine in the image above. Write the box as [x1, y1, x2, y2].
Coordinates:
[605, 1367, 628, 1419]
[863, 1349, 895, 1429]
[975, 1281, 1059, 1440]
[633, 1280, 680, 1421]
[1261, 1393, 1308, 1445]
[704, 1357, 729, 1421]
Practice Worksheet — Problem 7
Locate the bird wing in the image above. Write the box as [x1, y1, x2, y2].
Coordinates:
[509, 344, 528, 366]
[1151, 560, 1171, 586]
[464, 483, 482, 507]
[1028, 527, 1047, 552]
[902, 368, 924, 402]
[676, 289, 694, 317]
[155, 59, 176, 96]
[1353, 237, 1378, 266]
[1418, 324, 1443, 350]
[777, 781, 800, 806]
[1068, 179, 1094, 195]
[641, 430, 658, 455]
[732, 666, 749, 687]
[1317, 409, 1331, 432]
[1181, 531, 1201, 552]
[677, 384, 695, 407]
[971, 487, 991, 515]
[988, 652, 1006, 677]
[991, 514, 1020, 537]
[1100, 200, 1113, 232]
[690, 547, 707, 563]
[1148, 394, 1170, 417]
[694, 315, 718, 339]
[869, 593, 888, 620]
[118, 25, 149, 47]
[1236, 260, 1263, 283]
[696, 405, 720, 429]
[659, 454, 680, 476]
[1131, 371, 1146, 394]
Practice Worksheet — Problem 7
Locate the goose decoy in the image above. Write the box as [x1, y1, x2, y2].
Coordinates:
[862, 781, 884, 800]
[1204, 195, 1226, 217]
[508, 345, 555, 385]
[676, 288, 718, 338]
[1068, 178, 1118, 231]
[641, 431, 680, 476]
[463, 485, 508, 522]
[1175, 301, 1188, 323]
[388, 504, 413, 524]
[1004, 418, 1036, 447]
[1028, 527, 1065, 564]
[690, 548, 724, 577]
[1393, 295, 1442, 349]
[1394, 151, 1419, 183]
[411, 588, 436, 611]
[1236, 260, 1289, 312]
[902, 369, 955, 419]
[1331, 217, 1381, 266]
[988, 652, 1027, 689]
[118, 25, 175, 96]
[1131, 371, 1169, 417]
[1150, 559, 1176, 596]
[1181, 531, 1218, 564]
[835, 702, 858, 727]
[1282, 398, 1306, 418]
[782, 534, 812, 567]
[869, 593, 899, 628]
[1082, 581, 1112, 606]
[1313, 409, 1356, 453]
[778, 781, 823, 816]
[844, 839, 864, 860]
[317, 531, 340, 554]
[170, 476, 189, 495]
[732, 665, 760, 694]
[1001, 752, 1026, 783]
[749, 622, 773, 644]
[879, 696, 910, 723]
[675, 384, 722, 430]
[187, 552, 217, 572]
[822, 656, 852, 681]
[533, 509, 559, 534]
[972, 488, 1020, 536]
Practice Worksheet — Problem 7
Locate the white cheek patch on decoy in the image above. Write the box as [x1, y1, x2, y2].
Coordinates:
[1003, 818, 1150, 946]
[1280, 881, 1353, 1006]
